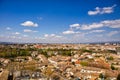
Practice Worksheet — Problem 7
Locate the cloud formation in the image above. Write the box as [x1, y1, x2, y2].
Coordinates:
[101, 19, 120, 28]
[89, 30, 105, 33]
[21, 21, 38, 27]
[44, 34, 62, 38]
[81, 19, 120, 30]
[23, 29, 38, 32]
[88, 4, 116, 15]
[70, 23, 80, 28]
[81, 23, 103, 30]
[63, 30, 75, 34]
[60, 19, 120, 43]
[23, 35, 28, 37]
[13, 32, 20, 35]
[68, 19, 120, 30]
[107, 31, 119, 36]
[6, 27, 11, 30]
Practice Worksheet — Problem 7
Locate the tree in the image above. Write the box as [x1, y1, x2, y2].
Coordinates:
[81, 48, 92, 53]
[107, 56, 114, 60]
[111, 65, 115, 70]
[99, 73, 104, 79]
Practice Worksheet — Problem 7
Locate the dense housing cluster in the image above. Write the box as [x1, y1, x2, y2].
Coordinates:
[0, 42, 120, 80]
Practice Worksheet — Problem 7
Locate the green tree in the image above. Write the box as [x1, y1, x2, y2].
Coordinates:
[111, 65, 115, 70]
[99, 73, 104, 78]
[81, 48, 92, 53]
[107, 56, 114, 60]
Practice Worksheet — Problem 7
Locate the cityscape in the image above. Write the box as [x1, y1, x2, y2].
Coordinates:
[0, 0, 120, 80]
[0, 43, 120, 80]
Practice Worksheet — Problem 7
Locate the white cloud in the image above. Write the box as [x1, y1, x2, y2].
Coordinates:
[63, 30, 75, 34]
[50, 34, 62, 38]
[70, 23, 80, 28]
[23, 29, 38, 32]
[107, 31, 119, 36]
[51, 34, 62, 38]
[51, 34, 55, 37]
[44, 34, 62, 38]
[24, 29, 32, 32]
[88, 4, 116, 15]
[6, 27, 11, 30]
[80, 19, 120, 30]
[12, 32, 20, 35]
[88, 7, 100, 15]
[101, 19, 120, 28]
[44, 34, 49, 37]
[23, 35, 28, 37]
[62, 30, 81, 35]
[21, 21, 38, 27]
[89, 30, 105, 33]
[81, 23, 103, 30]
[56, 35, 63, 38]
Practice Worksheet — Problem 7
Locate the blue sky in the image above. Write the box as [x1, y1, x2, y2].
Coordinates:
[0, 0, 120, 43]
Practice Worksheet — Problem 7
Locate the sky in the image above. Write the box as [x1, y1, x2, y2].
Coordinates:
[0, 0, 120, 43]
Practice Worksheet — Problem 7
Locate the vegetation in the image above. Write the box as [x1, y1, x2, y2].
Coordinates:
[99, 73, 104, 78]
[0, 48, 31, 58]
[80, 61, 88, 66]
[80, 48, 93, 53]
[104, 50, 116, 54]
[0, 46, 73, 58]
[38, 48, 72, 57]
[99, 73, 106, 79]
[107, 56, 114, 60]
[111, 64, 116, 70]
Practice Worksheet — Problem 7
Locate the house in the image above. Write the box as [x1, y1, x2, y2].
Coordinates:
[31, 51, 38, 58]
[14, 57, 28, 62]
[36, 54, 48, 63]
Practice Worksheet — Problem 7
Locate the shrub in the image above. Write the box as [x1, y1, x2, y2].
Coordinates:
[80, 61, 88, 66]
